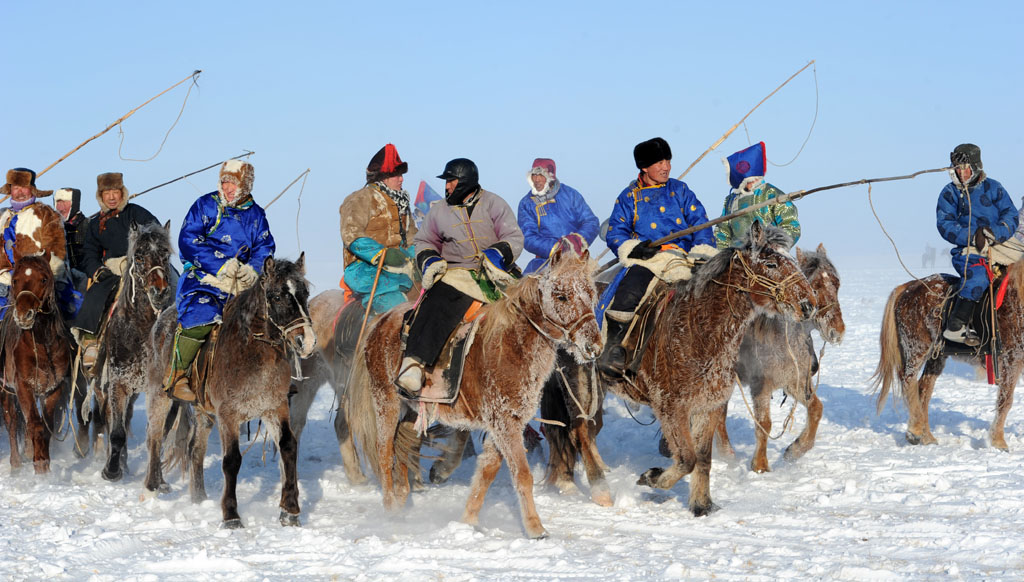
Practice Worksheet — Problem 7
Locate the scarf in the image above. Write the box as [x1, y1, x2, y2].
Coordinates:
[10, 197, 36, 213]
[376, 182, 411, 218]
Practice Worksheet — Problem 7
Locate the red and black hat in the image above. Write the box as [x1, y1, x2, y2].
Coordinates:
[366, 143, 408, 184]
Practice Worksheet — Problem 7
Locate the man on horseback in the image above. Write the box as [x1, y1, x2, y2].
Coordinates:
[715, 142, 800, 250]
[162, 160, 276, 402]
[53, 187, 90, 293]
[71, 172, 159, 367]
[937, 144, 1018, 346]
[0, 168, 81, 321]
[597, 137, 715, 376]
[395, 158, 523, 394]
[339, 143, 418, 314]
[517, 158, 599, 274]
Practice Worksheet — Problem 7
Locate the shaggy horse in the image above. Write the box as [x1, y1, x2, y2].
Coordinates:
[716, 243, 845, 472]
[346, 247, 601, 539]
[0, 255, 71, 473]
[602, 222, 816, 515]
[143, 255, 316, 528]
[873, 261, 1024, 450]
[92, 221, 174, 482]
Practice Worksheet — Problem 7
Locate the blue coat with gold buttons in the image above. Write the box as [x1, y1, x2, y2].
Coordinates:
[606, 177, 713, 254]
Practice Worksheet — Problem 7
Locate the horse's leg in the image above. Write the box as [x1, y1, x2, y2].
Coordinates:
[275, 413, 302, 526]
[575, 415, 611, 507]
[101, 382, 129, 481]
[749, 377, 773, 473]
[90, 379, 107, 456]
[188, 412, 214, 503]
[376, 398, 403, 511]
[16, 385, 49, 474]
[461, 436, 502, 528]
[1, 392, 22, 469]
[35, 384, 65, 474]
[990, 364, 1020, 451]
[539, 369, 579, 494]
[784, 363, 823, 461]
[492, 423, 547, 539]
[398, 411, 424, 492]
[714, 400, 736, 459]
[906, 357, 943, 446]
[72, 374, 91, 458]
[687, 407, 721, 517]
[428, 428, 471, 485]
[218, 418, 244, 528]
[640, 402, 696, 489]
[143, 390, 175, 496]
[334, 397, 368, 486]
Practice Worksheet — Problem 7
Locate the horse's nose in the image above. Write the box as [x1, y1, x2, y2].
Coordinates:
[799, 299, 814, 319]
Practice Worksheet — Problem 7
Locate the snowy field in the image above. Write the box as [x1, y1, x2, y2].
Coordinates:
[2, 265, 1024, 581]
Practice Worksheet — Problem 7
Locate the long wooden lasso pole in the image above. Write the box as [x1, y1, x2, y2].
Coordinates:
[677, 60, 815, 181]
[129, 150, 253, 200]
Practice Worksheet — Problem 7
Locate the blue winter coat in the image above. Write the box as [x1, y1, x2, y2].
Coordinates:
[606, 178, 713, 254]
[176, 192, 276, 328]
[937, 177, 1018, 253]
[517, 182, 600, 274]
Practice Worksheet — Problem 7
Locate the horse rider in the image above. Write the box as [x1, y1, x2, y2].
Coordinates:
[162, 160, 275, 402]
[395, 158, 524, 394]
[937, 143, 1018, 346]
[714, 141, 800, 251]
[53, 187, 91, 294]
[339, 143, 418, 314]
[517, 157, 599, 274]
[597, 137, 715, 376]
[71, 172, 159, 366]
[0, 167, 81, 320]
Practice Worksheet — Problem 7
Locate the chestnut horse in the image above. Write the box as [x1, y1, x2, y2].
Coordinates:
[0, 255, 71, 473]
[716, 243, 845, 472]
[93, 221, 174, 482]
[143, 255, 316, 528]
[602, 222, 816, 515]
[346, 247, 601, 539]
[873, 261, 1024, 450]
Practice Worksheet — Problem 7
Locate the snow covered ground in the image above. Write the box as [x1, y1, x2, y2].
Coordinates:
[2, 265, 1024, 581]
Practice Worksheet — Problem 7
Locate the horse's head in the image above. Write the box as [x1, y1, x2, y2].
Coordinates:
[126, 221, 174, 313]
[797, 243, 845, 344]
[537, 244, 602, 363]
[261, 253, 316, 358]
[721, 221, 815, 321]
[10, 254, 56, 330]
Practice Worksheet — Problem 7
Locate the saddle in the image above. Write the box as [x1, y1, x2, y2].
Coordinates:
[939, 273, 1005, 358]
[622, 281, 674, 377]
[399, 301, 485, 404]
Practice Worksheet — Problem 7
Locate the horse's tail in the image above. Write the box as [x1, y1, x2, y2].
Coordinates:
[872, 281, 910, 414]
[161, 402, 194, 477]
[344, 340, 378, 480]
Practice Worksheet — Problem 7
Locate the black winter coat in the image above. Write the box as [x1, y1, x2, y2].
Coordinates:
[83, 203, 159, 278]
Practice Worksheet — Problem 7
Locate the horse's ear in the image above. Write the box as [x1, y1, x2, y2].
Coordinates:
[295, 252, 306, 274]
[749, 219, 766, 247]
[816, 242, 828, 256]
[795, 247, 805, 262]
[263, 255, 275, 277]
[550, 241, 565, 266]
[163, 219, 172, 232]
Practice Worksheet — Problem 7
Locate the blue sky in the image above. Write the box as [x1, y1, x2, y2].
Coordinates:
[3, 1, 1021, 288]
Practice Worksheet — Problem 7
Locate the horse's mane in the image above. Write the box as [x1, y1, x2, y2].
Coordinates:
[1008, 258, 1024, 295]
[687, 226, 793, 299]
[798, 248, 837, 280]
[222, 257, 308, 336]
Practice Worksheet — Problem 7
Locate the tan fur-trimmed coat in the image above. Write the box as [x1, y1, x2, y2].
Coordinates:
[0, 202, 68, 279]
[338, 184, 417, 267]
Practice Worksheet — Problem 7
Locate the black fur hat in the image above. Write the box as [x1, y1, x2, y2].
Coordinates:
[633, 137, 672, 169]
[951, 143, 982, 172]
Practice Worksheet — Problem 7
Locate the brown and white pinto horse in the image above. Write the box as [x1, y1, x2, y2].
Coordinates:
[0, 255, 71, 473]
[873, 261, 1024, 450]
[346, 246, 601, 539]
[603, 222, 816, 515]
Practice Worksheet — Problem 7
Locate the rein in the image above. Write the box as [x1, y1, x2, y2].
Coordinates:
[714, 251, 805, 306]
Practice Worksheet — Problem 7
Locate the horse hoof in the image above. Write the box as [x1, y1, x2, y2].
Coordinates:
[221, 519, 244, 530]
[158, 481, 171, 494]
[190, 493, 208, 504]
[527, 528, 549, 540]
[101, 467, 122, 482]
[690, 502, 720, 517]
[279, 512, 301, 527]
[905, 431, 936, 446]
[428, 465, 450, 485]
[637, 467, 664, 488]
[591, 489, 613, 507]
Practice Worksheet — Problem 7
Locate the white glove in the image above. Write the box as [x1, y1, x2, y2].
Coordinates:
[200, 273, 235, 294]
[482, 256, 516, 286]
[104, 256, 128, 276]
[422, 257, 447, 290]
[219, 257, 242, 279]
[234, 263, 258, 290]
[0, 270, 10, 287]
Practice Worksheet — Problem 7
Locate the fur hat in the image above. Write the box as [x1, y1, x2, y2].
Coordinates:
[218, 160, 255, 204]
[527, 158, 559, 195]
[96, 172, 129, 213]
[1, 167, 53, 197]
[366, 143, 408, 184]
[951, 143, 983, 172]
[724, 142, 767, 190]
[633, 137, 672, 170]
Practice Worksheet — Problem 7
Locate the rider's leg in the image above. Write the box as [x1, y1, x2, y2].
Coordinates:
[163, 323, 215, 402]
[397, 282, 474, 393]
[598, 266, 655, 375]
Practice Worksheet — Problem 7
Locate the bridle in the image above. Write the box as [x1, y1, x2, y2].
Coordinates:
[126, 257, 169, 317]
[715, 250, 807, 310]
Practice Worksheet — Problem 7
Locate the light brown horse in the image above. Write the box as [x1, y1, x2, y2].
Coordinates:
[603, 222, 816, 515]
[143, 255, 316, 528]
[346, 247, 601, 539]
[873, 262, 1024, 450]
[0, 255, 71, 473]
[716, 243, 845, 472]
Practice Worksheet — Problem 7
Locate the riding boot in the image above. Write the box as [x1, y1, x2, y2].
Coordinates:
[163, 324, 213, 403]
[598, 318, 630, 376]
[943, 297, 981, 347]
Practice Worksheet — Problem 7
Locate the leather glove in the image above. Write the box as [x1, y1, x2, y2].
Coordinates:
[93, 267, 113, 283]
[628, 241, 660, 261]
[234, 263, 258, 290]
[376, 247, 408, 267]
[104, 256, 128, 276]
[421, 256, 447, 290]
[973, 227, 994, 252]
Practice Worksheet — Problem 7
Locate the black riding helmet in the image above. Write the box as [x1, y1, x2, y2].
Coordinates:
[437, 158, 479, 205]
